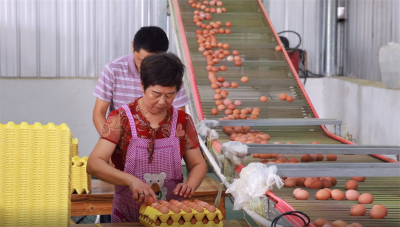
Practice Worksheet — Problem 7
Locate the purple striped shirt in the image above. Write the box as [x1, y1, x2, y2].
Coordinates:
[93, 54, 189, 111]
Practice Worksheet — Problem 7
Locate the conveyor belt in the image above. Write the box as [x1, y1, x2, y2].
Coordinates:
[171, 0, 400, 226]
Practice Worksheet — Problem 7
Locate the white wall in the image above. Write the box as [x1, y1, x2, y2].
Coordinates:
[1, 77, 399, 159]
[0, 78, 99, 157]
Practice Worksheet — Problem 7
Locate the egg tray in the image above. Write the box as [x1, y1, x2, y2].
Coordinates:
[71, 156, 91, 194]
[0, 121, 72, 227]
[139, 204, 223, 227]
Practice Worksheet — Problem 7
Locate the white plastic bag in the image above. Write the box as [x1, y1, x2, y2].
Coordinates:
[225, 163, 284, 210]
[221, 141, 248, 167]
[197, 119, 219, 141]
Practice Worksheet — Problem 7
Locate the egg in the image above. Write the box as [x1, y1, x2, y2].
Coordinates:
[350, 204, 366, 216]
[234, 56, 241, 61]
[326, 154, 337, 161]
[224, 109, 232, 115]
[322, 224, 333, 227]
[260, 96, 268, 102]
[190, 216, 197, 224]
[323, 188, 332, 194]
[195, 206, 204, 213]
[223, 99, 232, 106]
[147, 197, 154, 206]
[159, 200, 169, 206]
[275, 45, 282, 51]
[325, 177, 337, 186]
[171, 206, 181, 214]
[316, 154, 324, 161]
[232, 50, 239, 55]
[217, 1, 223, 6]
[316, 189, 331, 200]
[228, 104, 236, 110]
[358, 193, 374, 204]
[349, 223, 363, 227]
[309, 154, 317, 161]
[214, 217, 221, 224]
[373, 205, 388, 216]
[225, 29, 231, 34]
[223, 50, 230, 55]
[154, 205, 161, 210]
[217, 105, 225, 111]
[295, 177, 305, 186]
[284, 178, 296, 188]
[178, 218, 185, 225]
[222, 81, 230, 88]
[253, 154, 260, 158]
[309, 179, 323, 189]
[345, 190, 360, 200]
[214, 94, 222, 100]
[223, 43, 229, 49]
[259, 154, 270, 159]
[295, 189, 309, 200]
[332, 220, 347, 227]
[301, 154, 312, 162]
[289, 158, 299, 163]
[234, 100, 242, 106]
[279, 93, 287, 100]
[233, 109, 241, 115]
[235, 61, 242, 66]
[304, 178, 315, 187]
[331, 189, 345, 200]
[155, 218, 161, 226]
[207, 205, 217, 213]
[286, 96, 294, 102]
[240, 76, 249, 83]
[345, 180, 358, 190]
[159, 206, 169, 214]
[370, 207, 386, 219]
[321, 179, 332, 188]
[227, 55, 234, 61]
[351, 177, 366, 182]
[314, 218, 328, 227]
[293, 188, 303, 196]
[151, 202, 159, 208]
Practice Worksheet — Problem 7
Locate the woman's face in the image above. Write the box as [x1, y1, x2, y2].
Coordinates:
[141, 84, 177, 115]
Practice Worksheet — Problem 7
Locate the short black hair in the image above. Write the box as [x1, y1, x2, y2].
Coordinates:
[140, 53, 185, 92]
[133, 26, 169, 53]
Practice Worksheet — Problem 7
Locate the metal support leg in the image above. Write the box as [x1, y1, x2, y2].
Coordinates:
[335, 124, 342, 137]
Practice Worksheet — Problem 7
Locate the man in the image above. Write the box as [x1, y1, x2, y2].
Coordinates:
[92, 26, 189, 223]
[93, 26, 189, 135]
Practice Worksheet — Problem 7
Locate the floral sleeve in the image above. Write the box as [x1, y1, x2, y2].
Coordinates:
[184, 114, 200, 151]
[100, 108, 125, 145]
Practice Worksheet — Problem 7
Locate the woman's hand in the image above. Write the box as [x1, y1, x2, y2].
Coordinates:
[128, 176, 158, 205]
[173, 183, 195, 198]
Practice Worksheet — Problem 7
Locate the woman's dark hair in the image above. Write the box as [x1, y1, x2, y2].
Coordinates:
[133, 26, 169, 53]
[140, 53, 185, 92]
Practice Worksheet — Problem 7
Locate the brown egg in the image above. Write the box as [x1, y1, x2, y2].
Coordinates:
[345, 190, 360, 201]
[295, 189, 309, 200]
[211, 108, 218, 115]
[294, 177, 305, 186]
[190, 216, 197, 224]
[202, 217, 209, 224]
[151, 202, 159, 208]
[217, 105, 225, 111]
[327, 154, 337, 161]
[286, 96, 294, 102]
[195, 206, 204, 213]
[231, 82, 239, 88]
[147, 197, 154, 206]
[222, 43, 229, 49]
[312, 141, 320, 144]
[233, 109, 241, 115]
[289, 158, 299, 163]
[214, 94, 222, 100]
[155, 218, 162, 226]
[260, 96, 268, 102]
[284, 178, 296, 188]
[314, 218, 328, 227]
[275, 46, 282, 51]
[373, 205, 388, 216]
[332, 220, 347, 227]
[301, 154, 312, 162]
[345, 180, 358, 190]
[279, 93, 287, 100]
[171, 206, 181, 214]
[293, 188, 303, 196]
[350, 204, 366, 216]
[235, 61, 242, 66]
[240, 76, 249, 83]
[316, 189, 331, 200]
[349, 223, 363, 227]
[159, 206, 169, 214]
[178, 217, 185, 225]
[207, 205, 216, 213]
[259, 154, 271, 159]
[159, 200, 168, 206]
[154, 205, 161, 210]
[358, 193, 374, 204]
[214, 217, 221, 224]
[304, 178, 315, 187]
[226, 22, 232, 27]
[309, 179, 323, 189]
[351, 177, 366, 182]
[370, 207, 385, 219]
[325, 177, 337, 186]
[316, 154, 324, 161]
[331, 189, 345, 200]
[321, 179, 332, 188]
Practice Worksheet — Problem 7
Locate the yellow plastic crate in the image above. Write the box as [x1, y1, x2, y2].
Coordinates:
[71, 156, 91, 194]
[0, 121, 72, 227]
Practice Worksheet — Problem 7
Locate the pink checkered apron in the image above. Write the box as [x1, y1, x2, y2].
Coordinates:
[111, 105, 183, 223]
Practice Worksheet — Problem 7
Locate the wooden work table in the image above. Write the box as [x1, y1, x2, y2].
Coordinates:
[71, 177, 227, 218]
[70, 220, 249, 227]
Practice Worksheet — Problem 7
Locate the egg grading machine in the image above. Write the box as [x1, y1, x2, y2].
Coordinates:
[169, 0, 400, 226]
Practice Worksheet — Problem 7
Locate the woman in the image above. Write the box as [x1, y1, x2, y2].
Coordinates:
[87, 53, 207, 223]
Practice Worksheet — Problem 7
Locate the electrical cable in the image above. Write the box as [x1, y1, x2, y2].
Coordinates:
[278, 30, 302, 49]
[271, 210, 311, 227]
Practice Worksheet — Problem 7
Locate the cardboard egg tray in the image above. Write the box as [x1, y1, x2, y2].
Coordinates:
[139, 204, 223, 227]
[71, 156, 91, 194]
